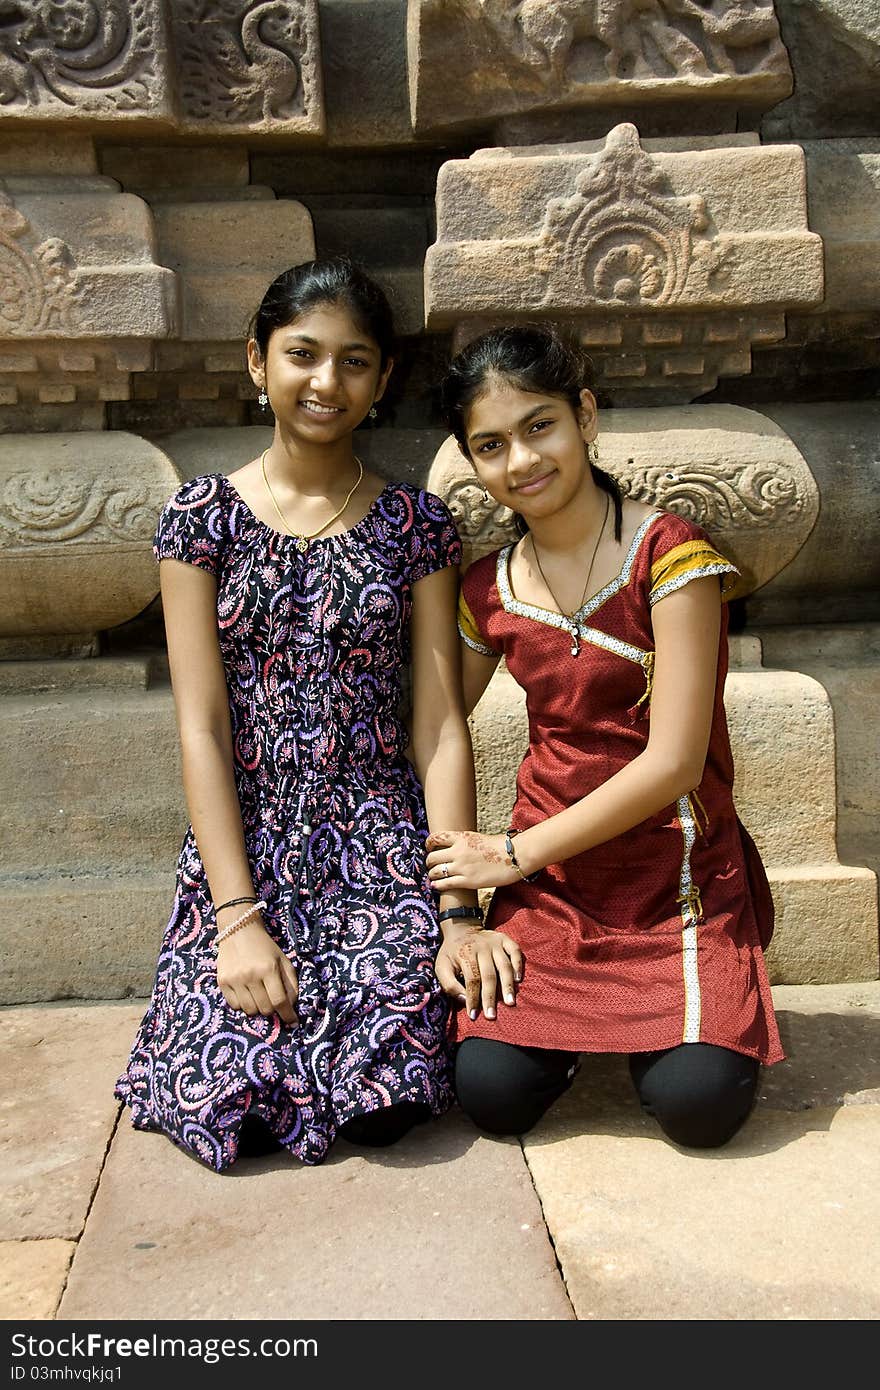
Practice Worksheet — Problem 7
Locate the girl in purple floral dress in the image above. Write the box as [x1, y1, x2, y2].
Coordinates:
[116, 259, 480, 1170]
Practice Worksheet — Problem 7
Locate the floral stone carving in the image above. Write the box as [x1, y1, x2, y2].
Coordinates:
[0, 191, 82, 335]
[0, 431, 180, 638]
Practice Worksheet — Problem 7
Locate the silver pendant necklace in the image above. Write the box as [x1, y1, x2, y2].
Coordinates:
[529, 493, 610, 657]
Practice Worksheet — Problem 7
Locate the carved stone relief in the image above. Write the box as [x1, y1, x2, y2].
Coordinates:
[408, 0, 792, 133]
[426, 404, 820, 596]
[427, 126, 824, 400]
[173, 0, 324, 135]
[0, 0, 171, 121]
[0, 431, 180, 639]
[0, 192, 82, 335]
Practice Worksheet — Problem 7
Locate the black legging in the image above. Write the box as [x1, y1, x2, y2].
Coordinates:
[455, 1038, 759, 1149]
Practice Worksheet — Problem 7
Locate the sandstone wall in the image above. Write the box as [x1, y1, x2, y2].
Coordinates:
[1, 1, 877, 999]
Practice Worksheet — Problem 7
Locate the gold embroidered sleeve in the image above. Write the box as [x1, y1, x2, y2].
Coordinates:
[649, 540, 739, 606]
[458, 590, 499, 656]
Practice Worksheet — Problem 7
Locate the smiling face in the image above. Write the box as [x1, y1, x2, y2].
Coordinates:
[464, 377, 598, 519]
[247, 300, 392, 444]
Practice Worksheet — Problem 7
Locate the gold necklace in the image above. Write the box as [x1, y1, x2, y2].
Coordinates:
[529, 493, 610, 657]
[260, 449, 364, 553]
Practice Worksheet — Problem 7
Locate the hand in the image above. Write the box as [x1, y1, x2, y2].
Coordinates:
[425, 829, 520, 891]
[434, 921, 524, 1021]
[216, 917, 299, 1026]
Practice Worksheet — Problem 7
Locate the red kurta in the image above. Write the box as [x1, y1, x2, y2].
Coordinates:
[454, 509, 783, 1065]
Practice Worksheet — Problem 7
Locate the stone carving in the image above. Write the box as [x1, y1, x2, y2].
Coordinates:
[408, 0, 791, 133]
[174, 0, 324, 135]
[0, 1, 164, 117]
[0, 431, 180, 640]
[537, 124, 730, 307]
[426, 405, 820, 595]
[0, 472, 155, 546]
[426, 128, 824, 399]
[0, 192, 82, 334]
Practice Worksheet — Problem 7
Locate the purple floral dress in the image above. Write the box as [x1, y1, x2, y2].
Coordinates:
[115, 473, 461, 1170]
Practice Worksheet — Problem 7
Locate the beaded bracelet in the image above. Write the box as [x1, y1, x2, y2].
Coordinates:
[438, 906, 484, 926]
[215, 899, 267, 946]
[504, 828, 538, 883]
[215, 895, 258, 913]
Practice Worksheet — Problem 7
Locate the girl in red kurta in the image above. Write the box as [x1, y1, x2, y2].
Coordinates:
[426, 325, 783, 1149]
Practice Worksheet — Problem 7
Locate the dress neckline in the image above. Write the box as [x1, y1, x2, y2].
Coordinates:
[218, 472, 394, 547]
[498, 511, 663, 626]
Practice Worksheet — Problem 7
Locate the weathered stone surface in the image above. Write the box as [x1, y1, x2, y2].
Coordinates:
[0, 1, 174, 127]
[0, 180, 176, 339]
[0, 135, 97, 177]
[0, 1240, 74, 1320]
[763, 0, 880, 140]
[172, 0, 325, 138]
[523, 1064, 880, 1320]
[321, 0, 417, 148]
[409, 0, 792, 135]
[153, 199, 315, 340]
[427, 126, 824, 399]
[759, 625, 880, 881]
[0, 433, 179, 639]
[767, 864, 878, 983]
[428, 405, 820, 592]
[59, 1112, 572, 1320]
[0, 1001, 144, 1238]
[801, 139, 880, 315]
[99, 144, 263, 203]
[750, 402, 880, 626]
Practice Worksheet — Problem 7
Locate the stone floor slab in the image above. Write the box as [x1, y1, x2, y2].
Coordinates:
[0, 1239, 74, 1320]
[523, 982, 880, 1321]
[0, 1002, 144, 1239]
[59, 1112, 572, 1321]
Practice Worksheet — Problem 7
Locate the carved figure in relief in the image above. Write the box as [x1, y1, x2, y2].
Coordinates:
[536, 124, 731, 307]
[477, 0, 785, 83]
[178, 1, 308, 123]
[0, 472, 154, 544]
[426, 321, 782, 1149]
[0, 1, 154, 109]
[0, 191, 82, 334]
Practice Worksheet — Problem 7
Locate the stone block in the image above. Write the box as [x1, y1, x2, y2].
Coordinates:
[408, 0, 792, 135]
[0, 1240, 74, 1320]
[427, 404, 820, 597]
[99, 144, 253, 201]
[800, 139, 880, 314]
[172, 0, 325, 138]
[748, 402, 880, 626]
[0, 135, 97, 177]
[427, 126, 824, 398]
[762, 0, 880, 140]
[765, 864, 878, 984]
[153, 199, 315, 340]
[59, 1112, 571, 1320]
[320, 0, 416, 149]
[0, 1, 174, 128]
[0, 432, 179, 640]
[0, 181, 176, 339]
[0, 1002, 145, 1238]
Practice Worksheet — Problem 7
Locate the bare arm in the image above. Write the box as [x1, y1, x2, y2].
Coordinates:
[461, 639, 501, 718]
[160, 559, 298, 1023]
[426, 575, 722, 887]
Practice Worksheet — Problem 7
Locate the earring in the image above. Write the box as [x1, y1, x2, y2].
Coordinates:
[587, 439, 600, 465]
[258, 388, 268, 408]
[368, 404, 378, 420]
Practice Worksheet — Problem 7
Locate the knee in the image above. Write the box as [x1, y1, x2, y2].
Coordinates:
[631, 1045, 759, 1150]
[455, 1038, 573, 1137]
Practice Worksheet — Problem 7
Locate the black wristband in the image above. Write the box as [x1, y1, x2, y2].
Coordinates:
[438, 906, 484, 926]
[215, 895, 259, 913]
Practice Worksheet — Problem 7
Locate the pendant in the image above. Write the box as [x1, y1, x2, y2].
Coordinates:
[295, 536, 309, 554]
[569, 622, 580, 657]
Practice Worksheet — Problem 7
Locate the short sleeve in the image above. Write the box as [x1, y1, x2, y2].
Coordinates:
[459, 554, 503, 656]
[406, 488, 463, 584]
[153, 475, 228, 576]
[648, 523, 739, 606]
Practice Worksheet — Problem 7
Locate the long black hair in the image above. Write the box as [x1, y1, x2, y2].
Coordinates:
[250, 256, 396, 368]
[440, 323, 622, 540]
